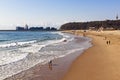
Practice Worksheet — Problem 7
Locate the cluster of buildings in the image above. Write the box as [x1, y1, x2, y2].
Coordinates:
[16, 24, 29, 31]
[16, 24, 57, 31]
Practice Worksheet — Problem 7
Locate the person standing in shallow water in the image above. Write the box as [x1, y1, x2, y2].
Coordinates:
[48, 60, 53, 70]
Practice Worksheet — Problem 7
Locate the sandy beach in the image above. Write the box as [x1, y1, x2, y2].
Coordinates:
[62, 30, 120, 80]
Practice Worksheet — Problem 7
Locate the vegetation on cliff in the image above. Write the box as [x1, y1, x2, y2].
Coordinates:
[60, 20, 120, 30]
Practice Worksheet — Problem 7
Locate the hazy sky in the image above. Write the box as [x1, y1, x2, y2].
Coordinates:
[0, 0, 119, 30]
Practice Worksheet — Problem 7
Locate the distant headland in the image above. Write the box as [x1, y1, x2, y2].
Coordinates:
[60, 19, 120, 31]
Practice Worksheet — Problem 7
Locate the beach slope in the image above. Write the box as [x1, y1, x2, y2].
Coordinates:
[62, 30, 120, 80]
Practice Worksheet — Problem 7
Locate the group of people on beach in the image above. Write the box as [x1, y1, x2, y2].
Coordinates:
[106, 40, 111, 45]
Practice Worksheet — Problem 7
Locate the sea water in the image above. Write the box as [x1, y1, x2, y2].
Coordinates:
[0, 31, 92, 80]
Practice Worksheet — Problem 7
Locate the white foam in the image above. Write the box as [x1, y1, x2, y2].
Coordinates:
[19, 38, 66, 53]
[0, 32, 67, 66]
[0, 40, 36, 48]
[17, 40, 36, 46]
[0, 51, 28, 66]
[19, 44, 45, 53]
[0, 32, 75, 80]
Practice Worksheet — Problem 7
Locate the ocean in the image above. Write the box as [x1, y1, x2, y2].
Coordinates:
[0, 31, 92, 80]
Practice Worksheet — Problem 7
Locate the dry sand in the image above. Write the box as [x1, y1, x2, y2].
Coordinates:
[62, 30, 120, 80]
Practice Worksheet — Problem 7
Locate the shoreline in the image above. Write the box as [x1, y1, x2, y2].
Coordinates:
[62, 30, 120, 80]
[4, 48, 84, 80]
[4, 32, 90, 80]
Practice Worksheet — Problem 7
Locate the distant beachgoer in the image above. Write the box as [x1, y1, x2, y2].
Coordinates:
[49, 60, 52, 65]
[63, 40, 67, 42]
[48, 60, 53, 70]
[106, 41, 109, 45]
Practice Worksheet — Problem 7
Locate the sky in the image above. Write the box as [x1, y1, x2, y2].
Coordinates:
[0, 0, 119, 30]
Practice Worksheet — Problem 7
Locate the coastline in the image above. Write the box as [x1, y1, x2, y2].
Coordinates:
[4, 31, 90, 80]
[4, 46, 84, 80]
[62, 30, 120, 80]
[4, 30, 120, 80]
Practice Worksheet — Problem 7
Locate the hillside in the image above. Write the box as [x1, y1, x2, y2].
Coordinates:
[60, 20, 120, 30]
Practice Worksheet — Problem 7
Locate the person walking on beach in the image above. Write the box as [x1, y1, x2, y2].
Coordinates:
[48, 60, 53, 70]
[106, 41, 109, 45]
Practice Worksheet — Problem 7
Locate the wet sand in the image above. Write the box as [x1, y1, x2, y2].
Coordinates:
[62, 30, 120, 80]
